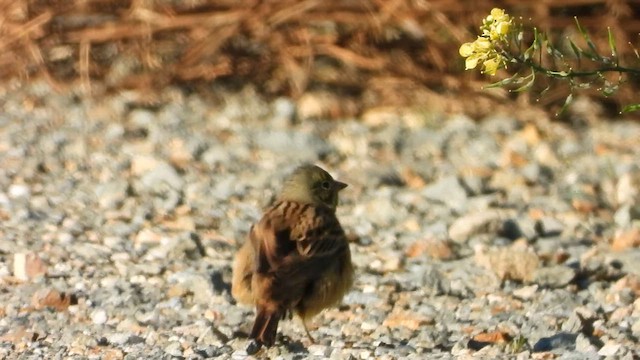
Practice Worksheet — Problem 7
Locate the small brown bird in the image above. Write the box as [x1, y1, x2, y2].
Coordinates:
[231, 164, 354, 354]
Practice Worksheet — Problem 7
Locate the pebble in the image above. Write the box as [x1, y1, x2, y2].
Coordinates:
[534, 265, 576, 288]
[598, 342, 621, 357]
[2, 82, 639, 359]
[535, 217, 564, 237]
[448, 210, 510, 243]
[422, 175, 468, 213]
[91, 309, 108, 325]
[532, 332, 578, 352]
[8, 184, 30, 199]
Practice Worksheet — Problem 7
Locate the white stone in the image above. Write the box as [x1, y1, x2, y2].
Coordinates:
[91, 309, 108, 325]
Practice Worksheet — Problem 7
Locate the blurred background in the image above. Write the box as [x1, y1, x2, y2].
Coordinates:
[1, 0, 638, 118]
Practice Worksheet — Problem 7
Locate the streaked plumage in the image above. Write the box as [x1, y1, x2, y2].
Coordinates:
[231, 164, 354, 354]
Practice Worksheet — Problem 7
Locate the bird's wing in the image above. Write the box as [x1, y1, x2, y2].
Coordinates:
[290, 205, 347, 259]
[250, 201, 346, 276]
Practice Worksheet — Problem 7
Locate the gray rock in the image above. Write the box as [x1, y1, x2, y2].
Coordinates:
[448, 210, 506, 243]
[423, 175, 468, 213]
[534, 265, 576, 288]
[108, 332, 134, 346]
[138, 161, 184, 192]
[575, 333, 598, 354]
[597, 342, 621, 357]
[164, 341, 183, 357]
[252, 129, 330, 161]
[201, 143, 232, 167]
[95, 181, 129, 210]
[533, 332, 577, 352]
[535, 217, 564, 237]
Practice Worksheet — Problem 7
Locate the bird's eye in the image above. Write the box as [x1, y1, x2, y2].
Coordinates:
[321, 181, 331, 190]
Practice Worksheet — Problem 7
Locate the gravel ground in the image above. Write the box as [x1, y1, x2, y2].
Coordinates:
[1, 83, 639, 359]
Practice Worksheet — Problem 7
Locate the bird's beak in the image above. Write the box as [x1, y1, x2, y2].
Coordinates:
[334, 181, 348, 191]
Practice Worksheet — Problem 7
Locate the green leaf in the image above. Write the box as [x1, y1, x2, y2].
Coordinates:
[622, 104, 640, 113]
[558, 93, 574, 115]
[574, 17, 600, 59]
[568, 39, 582, 60]
[485, 77, 516, 88]
[523, 43, 536, 60]
[607, 27, 618, 58]
[545, 40, 563, 58]
[532, 28, 541, 51]
[547, 70, 569, 78]
[514, 71, 536, 92]
[538, 85, 551, 97]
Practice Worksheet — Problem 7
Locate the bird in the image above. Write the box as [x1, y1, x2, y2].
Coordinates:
[231, 164, 354, 354]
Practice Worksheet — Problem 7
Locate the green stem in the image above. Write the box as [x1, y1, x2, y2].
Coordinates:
[508, 53, 640, 78]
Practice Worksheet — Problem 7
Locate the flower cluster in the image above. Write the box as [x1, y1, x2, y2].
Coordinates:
[459, 8, 512, 75]
[481, 8, 512, 42]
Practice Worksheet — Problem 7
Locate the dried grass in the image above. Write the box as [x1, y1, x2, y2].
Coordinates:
[0, 0, 638, 113]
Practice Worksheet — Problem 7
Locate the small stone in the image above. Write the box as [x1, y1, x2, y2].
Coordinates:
[138, 161, 184, 191]
[361, 322, 378, 331]
[13, 252, 47, 280]
[405, 238, 453, 260]
[167, 271, 214, 305]
[535, 217, 564, 237]
[135, 228, 163, 245]
[164, 341, 183, 357]
[512, 285, 539, 300]
[472, 331, 510, 345]
[611, 228, 640, 252]
[383, 310, 434, 330]
[474, 244, 539, 282]
[8, 184, 30, 199]
[597, 342, 621, 356]
[614, 205, 632, 228]
[108, 333, 132, 346]
[57, 232, 74, 244]
[253, 130, 329, 161]
[308, 344, 330, 357]
[95, 181, 129, 210]
[575, 333, 598, 354]
[500, 219, 524, 240]
[533, 265, 575, 288]
[631, 318, 640, 337]
[32, 288, 76, 311]
[617, 173, 638, 206]
[422, 176, 468, 213]
[271, 97, 295, 126]
[91, 309, 108, 325]
[532, 332, 577, 352]
[449, 210, 506, 243]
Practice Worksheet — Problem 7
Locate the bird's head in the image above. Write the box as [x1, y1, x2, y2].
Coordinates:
[280, 164, 348, 210]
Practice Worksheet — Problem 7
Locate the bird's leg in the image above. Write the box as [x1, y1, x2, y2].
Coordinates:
[248, 304, 283, 354]
[281, 309, 293, 320]
[302, 318, 316, 344]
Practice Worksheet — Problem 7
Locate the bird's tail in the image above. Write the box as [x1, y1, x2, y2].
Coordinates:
[249, 306, 283, 348]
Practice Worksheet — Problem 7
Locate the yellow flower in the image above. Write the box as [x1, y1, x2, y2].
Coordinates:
[474, 37, 492, 50]
[465, 54, 482, 70]
[481, 8, 512, 42]
[459, 42, 474, 57]
[495, 21, 511, 37]
[460, 8, 511, 75]
[482, 58, 500, 75]
[489, 8, 507, 22]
